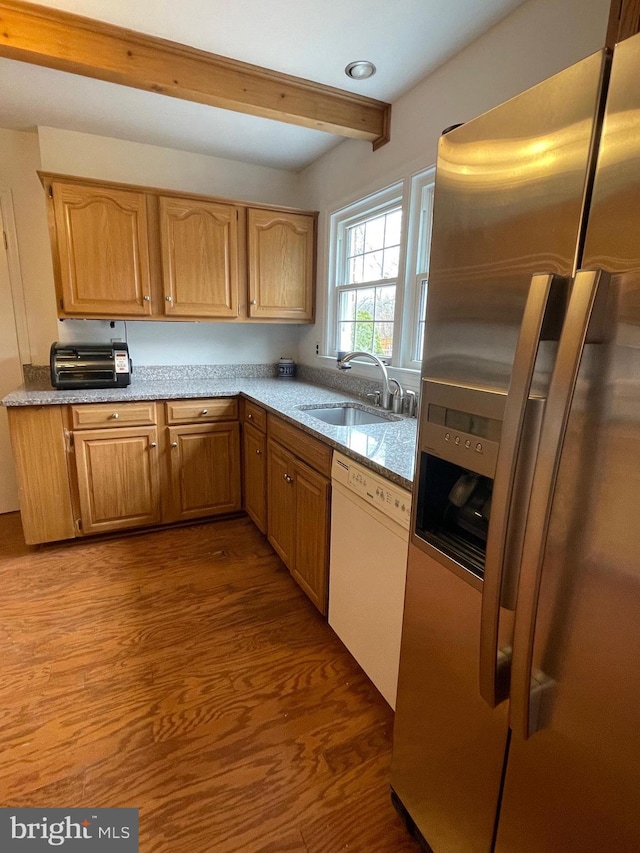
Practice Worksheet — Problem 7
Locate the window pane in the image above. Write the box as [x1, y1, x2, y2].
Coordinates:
[354, 319, 374, 352]
[338, 289, 357, 322]
[356, 287, 375, 316]
[385, 209, 402, 246]
[348, 223, 365, 257]
[348, 254, 364, 285]
[414, 278, 428, 361]
[375, 322, 394, 357]
[338, 321, 356, 352]
[382, 246, 399, 279]
[376, 285, 396, 321]
[364, 216, 385, 252]
[363, 250, 384, 282]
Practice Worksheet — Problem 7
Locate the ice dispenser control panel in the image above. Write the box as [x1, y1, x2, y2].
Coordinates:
[419, 380, 507, 479]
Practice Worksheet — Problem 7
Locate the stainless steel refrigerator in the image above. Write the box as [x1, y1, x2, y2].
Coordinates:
[391, 31, 640, 853]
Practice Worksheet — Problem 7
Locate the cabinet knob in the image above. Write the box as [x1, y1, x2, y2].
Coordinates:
[171, 441, 178, 448]
[143, 294, 151, 301]
[247, 413, 253, 419]
[256, 449, 262, 455]
[150, 442, 157, 448]
[201, 408, 208, 415]
[166, 295, 173, 302]
[284, 473, 293, 483]
[250, 299, 257, 305]
[111, 412, 119, 419]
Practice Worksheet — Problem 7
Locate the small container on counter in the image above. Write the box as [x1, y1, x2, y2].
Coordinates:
[278, 357, 296, 379]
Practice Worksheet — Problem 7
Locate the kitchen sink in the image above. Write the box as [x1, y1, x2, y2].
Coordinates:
[298, 403, 400, 426]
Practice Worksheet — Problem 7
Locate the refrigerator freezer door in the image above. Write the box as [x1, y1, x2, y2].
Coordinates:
[497, 33, 640, 853]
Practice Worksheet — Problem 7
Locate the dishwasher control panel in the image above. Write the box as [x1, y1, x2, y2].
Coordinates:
[332, 452, 412, 530]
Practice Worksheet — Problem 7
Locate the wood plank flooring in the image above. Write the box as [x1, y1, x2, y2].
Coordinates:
[0, 512, 421, 852]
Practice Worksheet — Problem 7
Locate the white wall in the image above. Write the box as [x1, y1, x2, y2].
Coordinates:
[0, 129, 58, 365]
[298, 0, 611, 374]
[37, 126, 301, 207]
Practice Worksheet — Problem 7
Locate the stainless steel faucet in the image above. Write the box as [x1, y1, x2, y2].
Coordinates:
[337, 350, 403, 411]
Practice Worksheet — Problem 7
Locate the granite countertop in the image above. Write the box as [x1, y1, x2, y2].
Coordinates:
[3, 377, 417, 489]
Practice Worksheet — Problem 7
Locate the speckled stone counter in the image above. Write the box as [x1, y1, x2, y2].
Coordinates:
[3, 376, 418, 488]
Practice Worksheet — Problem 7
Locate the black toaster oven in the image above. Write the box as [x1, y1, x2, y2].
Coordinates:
[50, 342, 132, 390]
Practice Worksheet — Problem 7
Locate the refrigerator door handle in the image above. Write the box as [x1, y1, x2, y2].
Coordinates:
[509, 268, 611, 738]
[480, 273, 566, 708]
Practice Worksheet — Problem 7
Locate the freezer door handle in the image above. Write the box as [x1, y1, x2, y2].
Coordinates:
[509, 268, 611, 737]
[480, 273, 566, 708]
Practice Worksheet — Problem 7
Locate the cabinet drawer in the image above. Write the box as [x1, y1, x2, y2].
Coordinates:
[268, 414, 332, 478]
[165, 397, 238, 424]
[71, 402, 156, 429]
[243, 399, 267, 432]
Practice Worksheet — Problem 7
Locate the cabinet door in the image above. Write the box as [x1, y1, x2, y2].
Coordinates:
[74, 426, 161, 534]
[168, 422, 241, 521]
[293, 459, 330, 615]
[160, 196, 240, 318]
[247, 208, 315, 321]
[267, 440, 296, 567]
[243, 421, 267, 533]
[52, 181, 153, 316]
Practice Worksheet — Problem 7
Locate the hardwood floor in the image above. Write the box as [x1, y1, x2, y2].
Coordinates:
[0, 512, 421, 852]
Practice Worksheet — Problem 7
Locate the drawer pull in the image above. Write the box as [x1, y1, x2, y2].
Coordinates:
[284, 473, 293, 484]
[201, 409, 208, 415]
[111, 412, 119, 419]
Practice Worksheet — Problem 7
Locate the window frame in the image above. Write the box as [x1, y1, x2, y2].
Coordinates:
[324, 167, 435, 378]
[400, 166, 435, 369]
[327, 182, 404, 360]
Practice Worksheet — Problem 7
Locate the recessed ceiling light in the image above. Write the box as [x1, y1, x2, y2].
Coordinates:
[345, 61, 376, 80]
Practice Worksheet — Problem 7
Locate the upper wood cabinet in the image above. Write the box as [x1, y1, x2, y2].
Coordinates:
[159, 196, 240, 318]
[247, 208, 315, 321]
[50, 181, 153, 317]
[42, 173, 317, 323]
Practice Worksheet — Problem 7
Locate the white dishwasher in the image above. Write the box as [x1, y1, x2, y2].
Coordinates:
[329, 452, 412, 709]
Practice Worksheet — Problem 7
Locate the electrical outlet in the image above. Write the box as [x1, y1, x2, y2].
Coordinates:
[315, 342, 320, 355]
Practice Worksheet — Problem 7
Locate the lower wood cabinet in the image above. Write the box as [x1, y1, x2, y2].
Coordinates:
[167, 422, 241, 521]
[74, 425, 162, 535]
[266, 415, 331, 615]
[243, 420, 267, 533]
[7, 397, 241, 544]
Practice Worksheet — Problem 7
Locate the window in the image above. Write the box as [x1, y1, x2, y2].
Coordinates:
[406, 170, 435, 366]
[327, 168, 435, 372]
[331, 185, 403, 359]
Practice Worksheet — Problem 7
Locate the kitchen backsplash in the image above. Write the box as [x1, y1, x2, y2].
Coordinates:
[21, 362, 384, 400]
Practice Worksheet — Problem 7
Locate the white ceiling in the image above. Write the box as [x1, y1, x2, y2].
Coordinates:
[0, 0, 528, 171]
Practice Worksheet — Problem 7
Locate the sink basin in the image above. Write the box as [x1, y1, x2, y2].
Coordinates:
[298, 404, 399, 426]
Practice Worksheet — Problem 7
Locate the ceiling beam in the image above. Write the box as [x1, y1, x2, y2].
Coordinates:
[0, 0, 391, 149]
